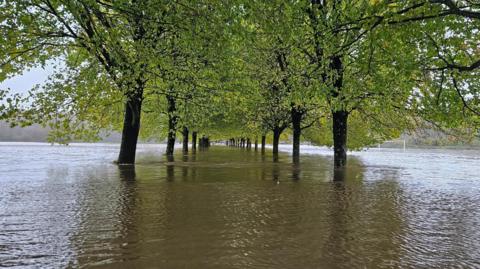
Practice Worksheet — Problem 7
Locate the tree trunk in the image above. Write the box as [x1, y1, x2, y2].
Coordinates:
[192, 131, 197, 151]
[200, 136, 207, 149]
[166, 94, 177, 156]
[330, 55, 347, 168]
[247, 138, 251, 149]
[273, 128, 281, 161]
[261, 135, 266, 153]
[182, 126, 189, 153]
[117, 91, 143, 164]
[254, 138, 258, 151]
[291, 106, 302, 162]
[333, 110, 348, 167]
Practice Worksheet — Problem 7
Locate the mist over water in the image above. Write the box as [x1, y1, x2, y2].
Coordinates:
[0, 143, 479, 268]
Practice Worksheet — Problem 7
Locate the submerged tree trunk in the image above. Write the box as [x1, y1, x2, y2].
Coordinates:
[116, 9, 145, 165]
[261, 135, 266, 153]
[332, 110, 348, 167]
[291, 106, 302, 162]
[166, 94, 177, 156]
[117, 89, 143, 164]
[254, 138, 258, 151]
[272, 128, 281, 161]
[182, 126, 189, 153]
[192, 131, 197, 151]
[330, 55, 347, 168]
[199, 135, 209, 149]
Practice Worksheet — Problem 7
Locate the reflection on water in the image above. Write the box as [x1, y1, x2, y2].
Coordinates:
[0, 143, 479, 268]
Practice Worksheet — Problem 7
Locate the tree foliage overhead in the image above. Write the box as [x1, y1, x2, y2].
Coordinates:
[1, 0, 478, 149]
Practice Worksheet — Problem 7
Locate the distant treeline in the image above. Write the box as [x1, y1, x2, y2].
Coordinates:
[0, 121, 121, 143]
[403, 131, 480, 148]
[379, 130, 480, 148]
[0, 121, 49, 142]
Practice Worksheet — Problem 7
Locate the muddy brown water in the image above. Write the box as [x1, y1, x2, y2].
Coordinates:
[0, 143, 479, 268]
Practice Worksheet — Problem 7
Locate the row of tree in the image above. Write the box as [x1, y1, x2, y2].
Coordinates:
[0, 0, 479, 166]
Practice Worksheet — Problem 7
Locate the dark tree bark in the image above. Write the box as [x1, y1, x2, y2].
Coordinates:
[192, 131, 197, 151]
[247, 138, 251, 149]
[117, 8, 146, 165]
[330, 55, 347, 168]
[117, 89, 143, 164]
[261, 135, 266, 153]
[166, 94, 177, 156]
[333, 110, 348, 167]
[272, 127, 281, 161]
[182, 126, 189, 153]
[254, 138, 258, 151]
[291, 106, 302, 162]
[200, 135, 209, 149]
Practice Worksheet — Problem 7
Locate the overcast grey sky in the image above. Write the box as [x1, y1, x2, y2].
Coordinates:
[0, 65, 55, 95]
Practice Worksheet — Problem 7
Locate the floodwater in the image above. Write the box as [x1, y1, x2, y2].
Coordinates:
[0, 142, 479, 269]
